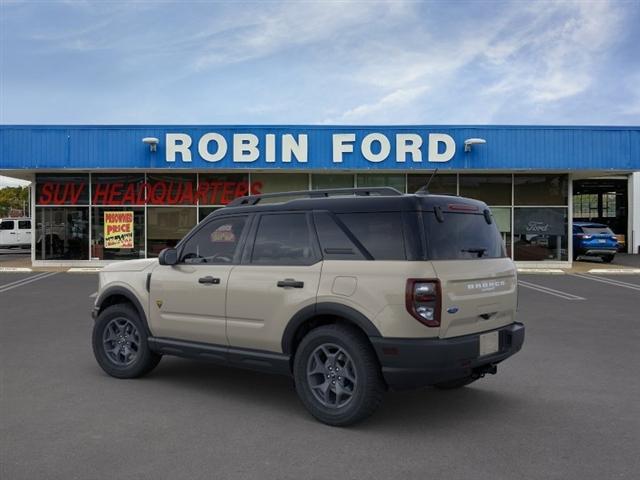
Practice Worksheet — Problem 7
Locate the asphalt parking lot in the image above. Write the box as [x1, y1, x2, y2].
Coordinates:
[1, 272, 639, 480]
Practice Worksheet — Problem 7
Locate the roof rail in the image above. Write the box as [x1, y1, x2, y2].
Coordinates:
[227, 187, 403, 207]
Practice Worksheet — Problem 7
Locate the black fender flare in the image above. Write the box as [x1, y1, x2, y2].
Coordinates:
[281, 302, 381, 355]
[95, 286, 151, 335]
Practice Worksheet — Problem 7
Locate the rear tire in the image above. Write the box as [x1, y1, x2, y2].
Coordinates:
[293, 324, 384, 426]
[602, 254, 614, 263]
[433, 376, 477, 389]
[92, 303, 161, 379]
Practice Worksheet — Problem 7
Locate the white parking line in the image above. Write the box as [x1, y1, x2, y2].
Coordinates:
[0, 272, 58, 294]
[571, 273, 640, 292]
[0, 272, 51, 290]
[518, 280, 586, 300]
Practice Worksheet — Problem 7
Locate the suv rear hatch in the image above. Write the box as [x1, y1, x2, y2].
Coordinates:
[578, 225, 618, 251]
[423, 207, 517, 339]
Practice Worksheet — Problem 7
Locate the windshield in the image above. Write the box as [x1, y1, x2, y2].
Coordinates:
[581, 226, 614, 235]
[424, 212, 505, 260]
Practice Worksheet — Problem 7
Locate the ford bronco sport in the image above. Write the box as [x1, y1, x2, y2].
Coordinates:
[91, 187, 524, 426]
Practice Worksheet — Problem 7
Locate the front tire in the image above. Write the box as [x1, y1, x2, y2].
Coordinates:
[92, 303, 161, 379]
[293, 324, 384, 426]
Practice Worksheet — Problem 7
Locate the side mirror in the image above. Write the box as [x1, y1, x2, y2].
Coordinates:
[158, 248, 178, 266]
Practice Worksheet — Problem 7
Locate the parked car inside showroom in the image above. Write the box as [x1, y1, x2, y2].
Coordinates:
[572, 222, 619, 262]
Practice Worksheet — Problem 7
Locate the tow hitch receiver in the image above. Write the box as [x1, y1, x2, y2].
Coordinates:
[472, 364, 498, 379]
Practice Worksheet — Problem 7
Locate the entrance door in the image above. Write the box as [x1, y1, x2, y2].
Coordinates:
[227, 212, 322, 353]
[148, 214, 249, 346]
[573, 178, 628, 250]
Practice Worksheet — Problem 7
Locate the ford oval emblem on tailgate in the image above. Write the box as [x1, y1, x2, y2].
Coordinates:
[447, 306, 459, 314]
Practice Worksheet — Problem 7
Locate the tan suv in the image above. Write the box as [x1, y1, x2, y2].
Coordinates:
[91, 187, 524, 426]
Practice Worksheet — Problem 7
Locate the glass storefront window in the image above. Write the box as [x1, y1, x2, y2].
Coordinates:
[407, 174, 457, 195]
[147, 174, 197, 205]
[513, 207, 568, 261]
[199, 207, 221, 222]
[356, 174, 406, 192]
[91, 174, 145, 205]
[198, 173, 250, 205]
[514, 174, 568, 205]
[147, 207, 197, 257]
[36, 174, 89, 205]
[311, 174, 355, 190]
[459, 174, 511, 205]
[35, 207, 89, 260]
[250, 173, 309, 194]
[91, 207, 145, 260]
[490, 207, 512, 257]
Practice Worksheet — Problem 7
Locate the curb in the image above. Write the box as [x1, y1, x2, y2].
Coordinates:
[587, 268, 640, 274]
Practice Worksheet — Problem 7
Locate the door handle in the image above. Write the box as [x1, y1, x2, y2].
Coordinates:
[277, 279, 304, 288]
[198, 276, 220, 285]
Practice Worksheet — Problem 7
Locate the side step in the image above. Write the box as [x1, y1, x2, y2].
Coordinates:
[147, 337, 291, 376]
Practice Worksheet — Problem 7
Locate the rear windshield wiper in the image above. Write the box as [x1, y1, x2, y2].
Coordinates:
[461, 248, 487, 258]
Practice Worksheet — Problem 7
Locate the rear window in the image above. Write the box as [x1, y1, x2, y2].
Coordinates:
[424, 212, 505, 260]
[581, 226, 614, 235]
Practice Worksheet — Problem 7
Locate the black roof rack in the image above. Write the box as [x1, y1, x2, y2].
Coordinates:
[227, 187, 403, 207]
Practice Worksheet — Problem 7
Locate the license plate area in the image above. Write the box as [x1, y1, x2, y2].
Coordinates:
[479, 331, 500, 357]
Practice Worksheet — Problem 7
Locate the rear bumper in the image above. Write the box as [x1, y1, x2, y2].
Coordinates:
[370, 322, 525, 390]
[578, 248, 617, 256]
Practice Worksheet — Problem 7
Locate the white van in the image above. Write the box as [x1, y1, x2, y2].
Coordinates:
[0, 217, 32, 249]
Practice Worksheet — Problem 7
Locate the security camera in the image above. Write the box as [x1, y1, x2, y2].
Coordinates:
[464, 138, 487, 152]
[142, 137, 159, 152]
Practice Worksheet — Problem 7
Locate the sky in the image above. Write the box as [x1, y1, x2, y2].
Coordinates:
[0, 0, 639, 129]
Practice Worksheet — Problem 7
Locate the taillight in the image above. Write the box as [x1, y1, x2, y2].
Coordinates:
[577, 234, 592, 240]
[406, 279, 441, 327]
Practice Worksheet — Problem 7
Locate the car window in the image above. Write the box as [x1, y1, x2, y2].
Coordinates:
[336, 212, 405, 260]
[19, 220, 31, 229]
[424, 212, 505, 260]
[581, 226, 614, 235]
[0, 220, 15, 230]
[251, 213, 316, 265]
[180, 216, 247, 264]
[313, 212, 366, 260]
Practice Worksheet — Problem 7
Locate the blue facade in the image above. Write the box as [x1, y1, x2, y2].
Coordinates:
[1, 125, 639, 171]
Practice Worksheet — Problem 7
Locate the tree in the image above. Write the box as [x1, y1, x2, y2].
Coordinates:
[0, 187, 29, 217]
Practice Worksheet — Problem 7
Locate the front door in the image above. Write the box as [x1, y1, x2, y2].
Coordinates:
[227, 212, 322, 352]
[149, 214, 249, 346]
[0, 219, 16, 246]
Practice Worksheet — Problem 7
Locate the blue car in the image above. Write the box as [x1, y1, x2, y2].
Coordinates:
[573, 222, 619, 262]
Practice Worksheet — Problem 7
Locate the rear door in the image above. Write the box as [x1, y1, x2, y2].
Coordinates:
[149, 214, 249, 345]
[18, 220, 32, 245]
[226, 212, 322, 352]
[424, 209, 517, 339]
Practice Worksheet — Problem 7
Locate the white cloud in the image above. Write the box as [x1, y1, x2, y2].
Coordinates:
[192, 1, 409, 70]
[327, 0, 627, 123]
[482, 0, 622, 103]
[324, 85, 429, 124]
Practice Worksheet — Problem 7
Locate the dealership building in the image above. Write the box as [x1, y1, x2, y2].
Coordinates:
[1, 125, 639, 267]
